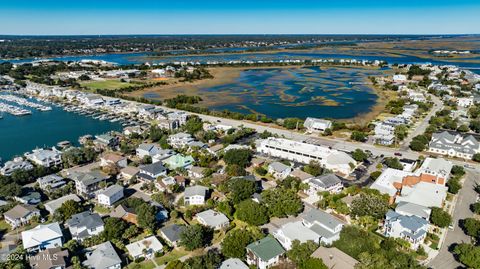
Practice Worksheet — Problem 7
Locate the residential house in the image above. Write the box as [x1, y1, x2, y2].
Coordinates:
[395, 181, 448, 208]
[126, 236, 163, 260]
[98, 185, 124, 207]
[71, 171, 108, 199]
[119, 166, 139, 181]
[246, 236, 285, 269]
[4, 204, 40, 229]
[168, 132, 194, 148]
[310, 246, 358, 269]
[44, 194, 81, 215]
[152, 149, 174, 163]
[384, 210, 429, 249]
[184, 185, 209, 206]
[94, 134, 119, 149]
[195, 209, 230, 230]
[395, 201, 431, 220]
[137, 161, 167, 181]
[25, 148, 62, 168]
[304, 117, 332, 133]
[16, 191, 42, 205]
[273, 221, 320, 250]
[306, 174, 343, 196]
[66, 211, 104, 241]
[290, 169, 314, 181]
[428, 131, 480, 159]
[37, 174, 66, 191]
[159, 224, 185, 247]
[374, 122, 395, 145]
[100, 153, 127, 168]
[416, 157, 453, 182]
[28, 247, 69, 269]
[0, 157, 34, 176]
[301, 208, 344, 245]
[219, 258, 249, 269]
[111, 205, 138, 225]
[267, 162, 292, 180]
[83, 241, 122, 269]
[399, 158, 417, 172]
[457, 97, 474, 108]
[136, 143, 162, 159]
[22, 222, 63, 252]
[257, 138, 356, 175]
[162, 154, 194, 170]
[188, 166, 206, 179]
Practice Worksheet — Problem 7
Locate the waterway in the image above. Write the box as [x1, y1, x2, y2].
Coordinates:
[0, 96, 122, 161]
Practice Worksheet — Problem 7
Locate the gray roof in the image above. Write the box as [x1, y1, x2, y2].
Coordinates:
[309, 174, 342, 189]
[301, 208, 344, 230]
[219, 258, 249, 269]
[395, 201, 431, 219]
[70, 170, 106, 186]
[185, 185, 209, 197]
[4, 204, 38, 220]
[137, 143, 157, 152]
[100, 184, 123, 198]
[430, 131, 480, 154]
[310, 223, 337, 239]
[66, 211, 104, 230]
[160, 224, 185, 243]
[268, 162, 290, 173]
[386, 210, 429, 232]
[140, 161, 167, 175]
[83, 241, 121, 269]
[196, 210, 229, 228]
[276, 221, 320, 243]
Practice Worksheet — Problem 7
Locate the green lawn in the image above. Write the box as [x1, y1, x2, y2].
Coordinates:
[94, 205, 111, 214]
[81, 80, 139, 90]
[154, 249, 189, 265]
[0, 220, 11, 234]
[127, 260, 156, 269]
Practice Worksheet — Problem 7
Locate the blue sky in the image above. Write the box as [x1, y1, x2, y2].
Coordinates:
[1, 0, 479, 35]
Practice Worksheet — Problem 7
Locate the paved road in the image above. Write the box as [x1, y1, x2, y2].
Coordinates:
[401, 95, 443, 150]
[429, 171, 478, 269]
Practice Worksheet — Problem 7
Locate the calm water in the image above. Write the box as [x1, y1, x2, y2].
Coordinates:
[193, 66, 381, 119]
[0, 97, 122, 161]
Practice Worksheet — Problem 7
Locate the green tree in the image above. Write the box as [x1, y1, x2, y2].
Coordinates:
[262, 188, 303, 218]
[430, 207, 452, 228]
[454, 243, 480, 269]
[447, 178, 462, 194]
[223, 149, 252, 167]
[462, 218, 480, 238]
[221, 228, 259, 258]
[350, 131, 367, 142]
[226, 177, 257, 204]
[474, 153, 480, 162]
[180, 224, 213, 250]
[352, 149, 368, 162]
[225, 164, 246, 176]
[54, 200, 85, 222]
[351, 192, 389, 220]
[302, 161, 323, 176]
[287, 240, 319, 267]
[235, 200, 269, 225]
[183, 116, 203, 135]
[300, 258, 328, 269]
[282, 118, 304, 130]
[384, 157, 403, 170]
[451, 165, 465, 176]
[183, 249, 222, 269]
[136, 203, 157, 230]
[104, 217, 128, 240]
[472, 203, 480, 214]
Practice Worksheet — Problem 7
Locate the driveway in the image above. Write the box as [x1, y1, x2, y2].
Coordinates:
[428, 171, 478, 269]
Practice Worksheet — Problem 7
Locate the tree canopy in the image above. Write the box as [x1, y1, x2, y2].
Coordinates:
[235, 199, 269, 226]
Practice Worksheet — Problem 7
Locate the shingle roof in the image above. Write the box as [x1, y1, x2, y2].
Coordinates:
[160, 224, 185, 243]
[4, 204, 38, 220]
[309, 174, 342, 189]
[100, 184, 124, 198]
[196, 210, 229, 228]
[185, 185, 209, 197]
[66, 211, 104, 230]
[301, 208, 344, 230]
[44, 194, 81, 214]
[140, 161, 167, 175]
[247, 236, 285, 261]
[83, 241, 122, 269]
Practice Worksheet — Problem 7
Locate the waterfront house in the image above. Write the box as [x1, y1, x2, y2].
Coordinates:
[310, 246, 358, 269]
[136, 143, 162, 159]
[28, 247, 69, 269]
[22, 222, 63, 252]
[126, 236, 163, 260]
[37, 174, 66, 191]
[94, 134, 119, 149]
[246, 236, 285, 269]
[25, 148, 62, 168]
[300, 208, 344, 245]
[267, 162, 292, 180]
[184, 185, 209, 206]
[306, 174, 343, 195]
[0, 157, 34, 176]
[304, 117, 332, 133]
[100, 153, 127, 169]
[66, 211, 104, 241]
[195, 209, 230, 230]
[83, 241, 122, 269]
[44, 194, 81, 215]
[71, 170, 108, 199]
[137, 161, 168, 181]
[97, 184, 124, 207]
[273, 221, 320, 250]
[159, 224, 185, 247]
[384, 210, 429, 249]
[162, 154, 194, 170]
[428, 131, 480, 159]
[4, 204, 40, 229]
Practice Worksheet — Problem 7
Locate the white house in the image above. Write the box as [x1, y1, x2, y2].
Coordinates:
[22, 222, 63, 252]
[195, 209, 230, 230]
[457, 97, 474, 108]
[384, 210, 429, 249]
[246, 237, 285, 269]
[304, 117, 332, 133]
[416, 157, 453, 182]
[126, 236, 163, 260]
[100, 153, 127, 168]
[267, 162, 292, 180]
[428, 131, 480, 159]
[393, 74, 407, 83]
[66, 211, 104, 241]
[306, 174, 343, 196]
[98, 185, 124, 207]
[83, 241, 122, 269]
[168, 132, 195, 148]
[37, 174, 66, 191]
[136, 143, 162, 158]
[184, 185, 209, 206]
[273, 221, 320, 250]
[301, 209, 344, 245]
[25, 148, 62, 168]
[3, 204, 40, 229]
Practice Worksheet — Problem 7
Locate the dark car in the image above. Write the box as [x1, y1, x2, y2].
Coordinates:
[394, 152, 402, 156]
